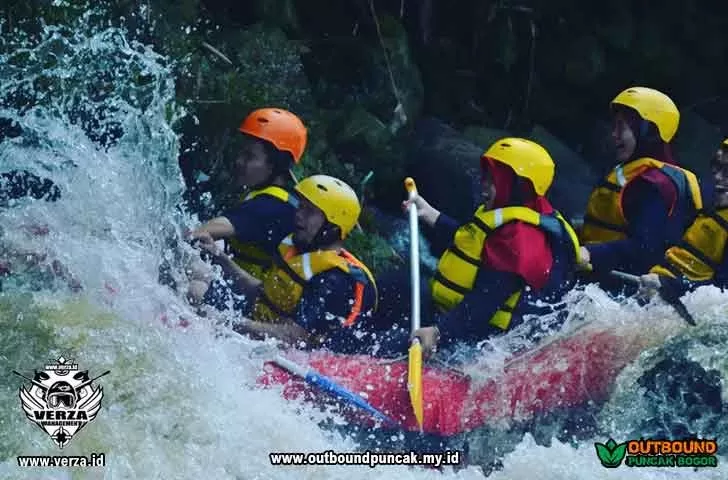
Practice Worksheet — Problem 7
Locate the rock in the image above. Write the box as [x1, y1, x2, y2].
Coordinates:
[528, 125, 599, 221]
[461, 126, 511, 152]
[601, 324, 728, 445]
[405, 118, 486, 223]
[405, 120, 599, 225]
[673, 112, 723, 178]
[574, 119, 616, 176]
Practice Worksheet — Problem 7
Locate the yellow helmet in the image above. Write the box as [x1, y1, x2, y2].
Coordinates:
[483, 137, 555, 196]
[723, 138, 728, 148]
[295, 175, 361, 239]
[611, 87, 679, 143]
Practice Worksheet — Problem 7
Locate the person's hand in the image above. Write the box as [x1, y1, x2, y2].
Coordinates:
[190, 230, 224, 258]
[637, 273, 662, 301]
[188, 228, 213, 244]
[640, 273, 662, 290]
[578, 246, 591, 269]
[412, 326, 440, 357]
[402, 194, 440, 227]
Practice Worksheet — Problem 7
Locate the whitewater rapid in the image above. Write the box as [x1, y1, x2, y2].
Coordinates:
[1, 11, 727, 480]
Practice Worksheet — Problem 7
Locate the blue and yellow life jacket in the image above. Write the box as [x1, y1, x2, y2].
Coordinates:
[581, 158, 702, 244]
[431, 205, 581, 331]
[252, 235, 378, 329]
[227, 185, 298, 279]
[650, 208, 728, 281]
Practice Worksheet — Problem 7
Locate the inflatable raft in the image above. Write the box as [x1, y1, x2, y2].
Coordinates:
[257, 322, 648, 436]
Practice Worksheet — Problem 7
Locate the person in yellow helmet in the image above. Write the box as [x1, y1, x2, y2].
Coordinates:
[578, 87, 703, 282]
[200, 175, 380, 353]
[375, 138, 582, 355]
[187, 108, 307, 311]
[638, 138, 728, 300]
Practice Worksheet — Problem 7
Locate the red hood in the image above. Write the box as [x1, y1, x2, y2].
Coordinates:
[481, 156, 554, 214]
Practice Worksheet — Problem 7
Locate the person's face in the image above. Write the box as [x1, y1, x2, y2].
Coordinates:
[612, 111, 637, 163]
[293, 197, 328, 246]
[233, 139, 273, 189]
[481, 166, 496, 210]
[712, 145, 728, 208]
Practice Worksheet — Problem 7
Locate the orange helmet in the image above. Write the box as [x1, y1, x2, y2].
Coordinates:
[238, 108, 307, 163]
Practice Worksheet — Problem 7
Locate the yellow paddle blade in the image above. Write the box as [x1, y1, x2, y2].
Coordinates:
[408, 340, 424, 431]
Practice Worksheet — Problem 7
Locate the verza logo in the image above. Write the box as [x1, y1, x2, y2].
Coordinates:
[595, 438, 628, 468]
[13, 357, 109, 449]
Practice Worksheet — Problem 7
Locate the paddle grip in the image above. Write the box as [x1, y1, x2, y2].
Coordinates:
[404, 177, 418, 197]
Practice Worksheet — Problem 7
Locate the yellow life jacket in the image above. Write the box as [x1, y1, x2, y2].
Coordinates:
[581, 158, 702, 244]
[226, 185, 298, 279]
[431, 206, 581, 331]
[650, 208, 728, 281]
[252, 235, 378, 330]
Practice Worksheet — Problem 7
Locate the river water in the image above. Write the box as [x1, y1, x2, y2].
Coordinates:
[1, 13, 727, 480]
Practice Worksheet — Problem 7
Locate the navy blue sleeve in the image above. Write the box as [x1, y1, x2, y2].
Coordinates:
[222, 196, 295, 252]
[429, 213, 460, 256]
[587, 182, 683, 274]
[293, 269, 378, 354]
[435, 268, 524, 344]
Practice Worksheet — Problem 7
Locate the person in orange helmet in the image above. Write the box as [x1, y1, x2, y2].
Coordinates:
[187, 108, 307, 312]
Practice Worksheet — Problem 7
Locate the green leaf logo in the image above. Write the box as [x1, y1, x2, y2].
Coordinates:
[595, 438, 628, 468]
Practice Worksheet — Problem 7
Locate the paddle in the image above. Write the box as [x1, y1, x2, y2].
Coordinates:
[404, 177, 424, 432]
[607, 269, 697, 326]
[272, 355, 397, 426]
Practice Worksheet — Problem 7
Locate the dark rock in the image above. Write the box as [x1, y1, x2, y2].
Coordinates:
[602, 324, 728, 446]
[575, 119, 616, 176]
[405, 118, 485, 223]
[529, 125, 599, 221]
[673, 112, 723, 179]
[461, 126, 511, 152]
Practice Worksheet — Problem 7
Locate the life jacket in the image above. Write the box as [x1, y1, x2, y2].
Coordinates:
[252, 235, 378, 330]
[581, 158, 702, 244]
[431, 206, 581, 331]
[226, 185, 298, 279]
[650, 208, 728, 281]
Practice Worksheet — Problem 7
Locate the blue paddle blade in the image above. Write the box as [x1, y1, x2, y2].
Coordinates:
[305, 372, 397, 426]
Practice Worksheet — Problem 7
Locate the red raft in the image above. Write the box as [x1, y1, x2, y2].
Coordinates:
[257, 323, 648, 437]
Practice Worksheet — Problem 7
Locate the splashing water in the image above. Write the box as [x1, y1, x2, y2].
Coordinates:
[1, 11, 728, 480]
[0, 17, 485, 480]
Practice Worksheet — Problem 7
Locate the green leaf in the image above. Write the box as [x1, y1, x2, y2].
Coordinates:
[612, 443, 628, 462]
[595, 439, 627, 468]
